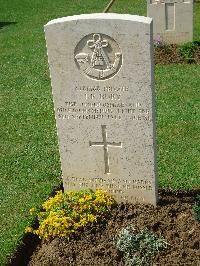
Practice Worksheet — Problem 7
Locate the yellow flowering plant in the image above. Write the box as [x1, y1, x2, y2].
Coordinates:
[25, 189, 115, 240]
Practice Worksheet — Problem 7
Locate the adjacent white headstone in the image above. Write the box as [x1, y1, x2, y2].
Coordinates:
[44, 13, 157, 205]
[147, 0, 193, 44]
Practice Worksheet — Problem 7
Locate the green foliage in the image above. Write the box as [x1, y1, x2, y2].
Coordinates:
[25, 189, 115, 239]
[193, 194, 200, 222]
[113, 224, 169, 266]
[194, 3, 200, 40]
[177, 40, 200, 63]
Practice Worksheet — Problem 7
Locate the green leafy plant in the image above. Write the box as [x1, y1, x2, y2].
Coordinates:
[177, 40, 200, 63]
[25, 189, 115, 239]
[113, 224, 169, 266]
[193, 194, 200, 222]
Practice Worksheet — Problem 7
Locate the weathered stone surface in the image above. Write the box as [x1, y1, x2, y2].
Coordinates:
[44, 13, 157, 205]
[147, 0, 193, 44]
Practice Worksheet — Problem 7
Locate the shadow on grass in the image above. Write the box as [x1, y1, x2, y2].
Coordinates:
[9, 234, 41, 266]
[9, 183, 63, 266]
[0, 22, 17, 29]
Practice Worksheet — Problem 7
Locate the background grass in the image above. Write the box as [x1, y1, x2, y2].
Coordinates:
[0, 1, 108, 264]
[0, 0, 200, 265]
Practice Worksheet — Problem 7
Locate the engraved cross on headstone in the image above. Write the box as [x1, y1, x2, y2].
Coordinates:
[89, 125, 122, 174]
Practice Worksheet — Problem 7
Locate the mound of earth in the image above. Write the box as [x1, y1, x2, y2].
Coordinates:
[23, 191, 200, 266]
[155, 44, 200, 64]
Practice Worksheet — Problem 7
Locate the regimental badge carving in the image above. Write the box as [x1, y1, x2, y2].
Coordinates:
[74, 33, 122, 80]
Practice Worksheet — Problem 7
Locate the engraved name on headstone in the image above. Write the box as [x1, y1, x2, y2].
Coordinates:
[147, 0, 193, 44]
[44, 13, 157, 205]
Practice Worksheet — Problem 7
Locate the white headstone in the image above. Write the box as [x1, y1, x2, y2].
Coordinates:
[147, 0, 193, 44]
[44, 13, 157, 205]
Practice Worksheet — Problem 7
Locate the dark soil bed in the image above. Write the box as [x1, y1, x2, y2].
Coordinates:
[12, 190, 200, 266]
[154, 44, 200, 64]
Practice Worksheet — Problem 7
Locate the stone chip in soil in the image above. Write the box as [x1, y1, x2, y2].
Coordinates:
[27, 191, 200, 266]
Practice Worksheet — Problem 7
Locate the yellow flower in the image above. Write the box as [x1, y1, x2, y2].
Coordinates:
[66, 191, 75, 197]
[25, 226, 33, 233]
[78, 198, 85, 204]
[84, 195, 92, 201]
[26, 189, 115, 239]
[29, 208, 36, 215]
[42, 190, 64, 210]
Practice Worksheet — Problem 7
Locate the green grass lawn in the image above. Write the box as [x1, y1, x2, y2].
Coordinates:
[0, 0, 200, 265]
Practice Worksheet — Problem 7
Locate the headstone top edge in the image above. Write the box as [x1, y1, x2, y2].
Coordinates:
[44, 13, 152, 28]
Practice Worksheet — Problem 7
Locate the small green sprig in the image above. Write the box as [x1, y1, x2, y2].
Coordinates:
[193, 194, 200, 222]
[177, 40, 200, 63]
